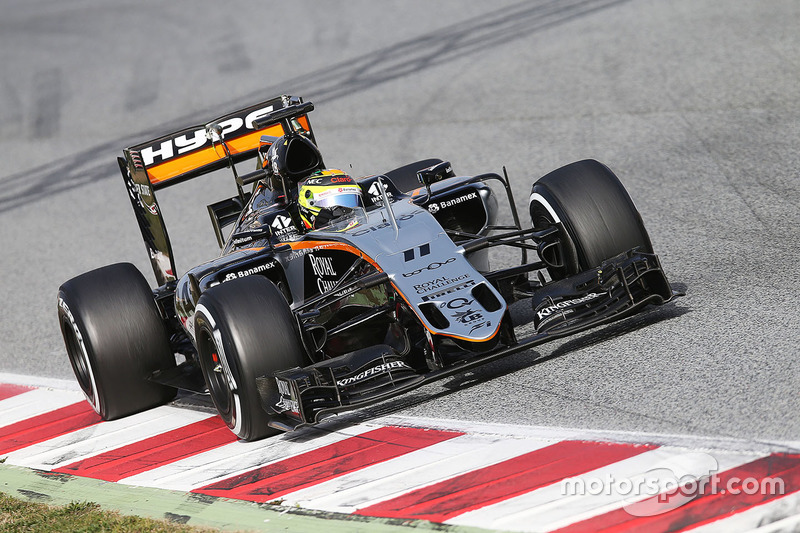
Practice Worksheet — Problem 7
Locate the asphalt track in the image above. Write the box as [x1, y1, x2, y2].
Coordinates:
[0, 0, 798, 453]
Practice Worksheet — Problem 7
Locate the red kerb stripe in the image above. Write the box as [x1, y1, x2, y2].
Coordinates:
[194, 426, 463, 502]
[356, 439, 657, 522]
[55, 416, 237, 482]
[0, 401, 101, 454]
[553, 453, 800, 533]
[0, 383, 33, 401]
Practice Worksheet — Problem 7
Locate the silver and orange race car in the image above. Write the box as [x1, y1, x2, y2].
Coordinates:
[58, 95, 678, 440]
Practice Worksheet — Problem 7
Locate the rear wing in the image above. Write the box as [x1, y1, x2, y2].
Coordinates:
[118, 95, 315, 286]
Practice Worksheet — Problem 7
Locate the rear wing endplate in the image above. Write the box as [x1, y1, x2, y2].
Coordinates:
[118, 95, 315, 286]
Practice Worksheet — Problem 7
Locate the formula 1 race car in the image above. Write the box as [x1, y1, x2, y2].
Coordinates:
[58, 95, 678, 440]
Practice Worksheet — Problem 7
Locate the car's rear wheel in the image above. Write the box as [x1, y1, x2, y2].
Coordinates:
[194, 275, 306, 441]
[57, 263, 177, 420]
[529, 159, 654, 280]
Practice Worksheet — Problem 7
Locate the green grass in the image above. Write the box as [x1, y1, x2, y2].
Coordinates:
[0, 493, 225, 533]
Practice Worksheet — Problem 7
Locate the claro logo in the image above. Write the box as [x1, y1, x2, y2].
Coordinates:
[139, 105, 275, 166]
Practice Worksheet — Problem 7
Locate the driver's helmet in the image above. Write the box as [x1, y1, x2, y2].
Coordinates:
[297, 170, 363, 229]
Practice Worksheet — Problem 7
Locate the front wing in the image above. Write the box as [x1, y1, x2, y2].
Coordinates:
[258, 249, 677, 431]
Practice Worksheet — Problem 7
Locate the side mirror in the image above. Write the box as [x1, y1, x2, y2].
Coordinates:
[416, 160, 454, 187]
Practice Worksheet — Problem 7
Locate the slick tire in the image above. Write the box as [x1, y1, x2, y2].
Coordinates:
[529, 159, 653, 279]
[194, 275, 306, 441]
[57, 263, 177, 420]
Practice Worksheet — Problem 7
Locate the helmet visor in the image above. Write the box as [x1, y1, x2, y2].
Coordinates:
[314, 189, 363, 210]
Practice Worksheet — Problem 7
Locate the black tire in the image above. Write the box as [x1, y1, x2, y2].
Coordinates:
[384, 158, 444, 193]
[57, 263, 177, 420]
[529, 159, 653, 279]
[194, 276, 306, 441]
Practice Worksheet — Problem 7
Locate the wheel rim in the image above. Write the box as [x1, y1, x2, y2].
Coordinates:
[531, 204, 572, 279]
[63, 318, 91, 392]
[60, 313, 100, 412]
[200, 330, 233, 419]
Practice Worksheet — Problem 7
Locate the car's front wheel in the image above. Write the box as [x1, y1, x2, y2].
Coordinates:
[529, 159, 654, 280]
[194, 275, 307, 441]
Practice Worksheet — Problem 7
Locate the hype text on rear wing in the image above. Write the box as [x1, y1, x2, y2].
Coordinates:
[117, 95, 316, 286]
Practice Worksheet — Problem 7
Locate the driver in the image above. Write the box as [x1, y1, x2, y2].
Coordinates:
[297, 170, 364, 229]
[259, 133, 364, 231]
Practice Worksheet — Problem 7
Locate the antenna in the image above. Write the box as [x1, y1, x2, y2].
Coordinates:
[378, 177, 399, 239]
[206, 122, 245, 201]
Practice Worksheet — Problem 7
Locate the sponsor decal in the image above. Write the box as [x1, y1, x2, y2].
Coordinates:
[429, 192, 478, 214]
[536, 292, 604, 321]
[288, 248, 313, 261]
[269, 214, 299, 241]
[308, 253, 340, 293]
[271, 215, 293, 230]
[58, 297, 99, 410]
[403, 257, 456, 277]
[222, 261, 276, 282]
[441, 297, 474, 309]
[414, 273, 469, 294]
[58, 296, 72, 318]
[368, 179, 394, 205]
[316, 187, 360, 199]
[304, 178, 324, 185]
[309, 254, 336, 276]
[331, 285, 360, 299]
[289, 243, 339, 261]
[275, 379, 299, 414]
[139, 104, 275, 166]
[421, 279, 476, 302]
[336, 361, 411, 387]
[231, 235, 254, 246]
[132, 182, 151, 198]
[351, 211, 420, 236]
[124, 172, 160, 216]
[451, 308, 483, 325]
[469, 320, 492, 334]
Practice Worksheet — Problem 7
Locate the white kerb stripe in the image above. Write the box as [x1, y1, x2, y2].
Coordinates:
[0, 373, 80, 391]
[118, 423, 378, 492]
[684, 490, 800, 533]
[282, 434, 559, 513]
[3, 405, 213, 470]
[0, 388, 85, 427]
[445, 447, 763, 533]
